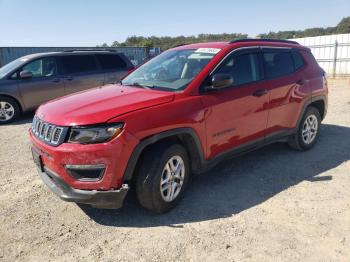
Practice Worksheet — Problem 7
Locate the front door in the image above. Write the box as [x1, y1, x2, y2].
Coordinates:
[17, 57, 65, 110]
[201, 48, 270, 159]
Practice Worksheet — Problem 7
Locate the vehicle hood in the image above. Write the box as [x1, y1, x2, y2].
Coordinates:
[36, 84, 175, 126]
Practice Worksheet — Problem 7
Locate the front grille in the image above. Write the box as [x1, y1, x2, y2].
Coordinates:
[32, 116, 68, 146]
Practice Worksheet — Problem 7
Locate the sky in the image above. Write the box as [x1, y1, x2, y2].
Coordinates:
[0, 0, 349, 47]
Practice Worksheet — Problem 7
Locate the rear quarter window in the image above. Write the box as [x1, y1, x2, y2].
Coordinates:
[96, 54, 127, 70]
[292, 50, 305, 70]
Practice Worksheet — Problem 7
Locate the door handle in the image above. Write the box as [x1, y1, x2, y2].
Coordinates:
[65, 76, 73, 81]
[252, 89, 268, 97]
[296, 79, 306, 85]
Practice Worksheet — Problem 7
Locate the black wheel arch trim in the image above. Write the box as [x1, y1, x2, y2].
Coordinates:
[123, 128, 205, 181]
[297, 95, 327, 128]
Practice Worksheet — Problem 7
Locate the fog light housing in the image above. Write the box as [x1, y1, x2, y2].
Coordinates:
[65, 164, 106, 181]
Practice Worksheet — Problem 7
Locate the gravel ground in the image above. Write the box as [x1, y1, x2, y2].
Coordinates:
[0, 79, 350, 262]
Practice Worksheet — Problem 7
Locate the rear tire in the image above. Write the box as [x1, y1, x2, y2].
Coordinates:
[288, 106, 321, 151]
[0, 96, 20, 124]
[135, 143, 190, 213]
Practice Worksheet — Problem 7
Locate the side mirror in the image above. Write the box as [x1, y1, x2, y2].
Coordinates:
[206, 73, 233, 91]
[19, 70, 33, 79]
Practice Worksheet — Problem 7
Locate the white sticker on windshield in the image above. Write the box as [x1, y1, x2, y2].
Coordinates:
[195, 48, 221, 54]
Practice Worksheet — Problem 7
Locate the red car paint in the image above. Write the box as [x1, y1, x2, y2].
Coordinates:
[30, 40, 328, 196]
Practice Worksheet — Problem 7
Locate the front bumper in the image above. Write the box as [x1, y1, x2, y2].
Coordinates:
[38, 167, 129, 209]
[29, 128, 139, 190]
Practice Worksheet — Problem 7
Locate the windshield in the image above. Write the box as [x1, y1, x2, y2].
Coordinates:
[122, 48, 220, 91]
[0, 58, 28, 79]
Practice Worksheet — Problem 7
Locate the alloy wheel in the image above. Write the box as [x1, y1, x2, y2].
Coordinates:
[0, 101, 15, 122]
[160, 155, 185, 202]
[302, 114, 318, 144]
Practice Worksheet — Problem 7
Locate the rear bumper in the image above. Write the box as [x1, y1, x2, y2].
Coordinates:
[38, 167, 129, 209]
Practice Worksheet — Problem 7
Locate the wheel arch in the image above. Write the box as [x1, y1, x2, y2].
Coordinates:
[123, 128, 205, 182]
[297, 95, 327, 128]
[0, 94, 23, 113]
[309, 98, 326, 120]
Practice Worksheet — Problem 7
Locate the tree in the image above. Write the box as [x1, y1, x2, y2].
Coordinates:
[103, 17, 350, 49]
[257, 16, 349, 39]
[111, 41, 120, 47]
[336, 17, 350, 34]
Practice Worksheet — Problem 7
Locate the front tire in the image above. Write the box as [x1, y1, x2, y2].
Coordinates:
[0, 96, 20, 124]
[288, 106, 321, 151]
[135, 143, 190, 213]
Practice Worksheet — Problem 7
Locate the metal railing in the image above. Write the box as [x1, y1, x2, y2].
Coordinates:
[305, 41, 350, 77]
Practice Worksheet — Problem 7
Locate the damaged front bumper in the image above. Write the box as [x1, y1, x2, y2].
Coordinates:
[38, 167, 129, 209]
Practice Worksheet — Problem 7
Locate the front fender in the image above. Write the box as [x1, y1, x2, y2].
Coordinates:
[123, 127, 205, 181]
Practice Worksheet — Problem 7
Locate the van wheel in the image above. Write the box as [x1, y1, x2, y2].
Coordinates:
[288, 106, 321, 151]
[135, 143, 190, 213]
[0, 96, 20, 124]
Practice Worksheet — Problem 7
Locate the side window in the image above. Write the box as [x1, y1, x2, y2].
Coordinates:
[10, 72, 18, 79]
[96, 54, 127, 70]
[292, 50, 305, 70]
[263, 51, 294, 79]
[61, 55, 97, 74]
[215, 52, 261, 86]
[21, 57, 57, 78]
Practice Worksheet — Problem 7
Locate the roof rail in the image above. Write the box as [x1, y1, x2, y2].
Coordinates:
[63, 49, 117, 52]
[173, 43, 186, 48]
[229, 38, 300, 45]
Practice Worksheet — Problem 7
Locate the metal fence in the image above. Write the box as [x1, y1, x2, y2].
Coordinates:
[291, 33, 350, 77]
[0, 46, 161, 67]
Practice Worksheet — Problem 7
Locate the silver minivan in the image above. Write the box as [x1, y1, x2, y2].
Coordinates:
[0, 50, 134, 124]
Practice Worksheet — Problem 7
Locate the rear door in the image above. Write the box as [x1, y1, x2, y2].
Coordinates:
[59, 54, 105, 94]
[262, 48, 309, 135]
[16, 56, 65, 109]
[96, 53, 132, 84]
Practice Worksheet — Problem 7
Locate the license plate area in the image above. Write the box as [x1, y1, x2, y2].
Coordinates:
[32, 149, 44, 172]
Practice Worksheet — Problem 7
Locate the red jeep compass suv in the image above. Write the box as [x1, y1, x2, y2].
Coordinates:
[30, 39, 328, 213]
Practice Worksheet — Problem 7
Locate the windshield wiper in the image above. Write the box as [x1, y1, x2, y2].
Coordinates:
[122, 82, 156, 89]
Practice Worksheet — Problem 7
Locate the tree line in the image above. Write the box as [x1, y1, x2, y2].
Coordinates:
[99, 16, 350, 50]
[259, 17, 350, 39]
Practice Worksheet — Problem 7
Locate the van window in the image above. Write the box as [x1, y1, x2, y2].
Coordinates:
[22, 57, 57, 78]
[292, 50, 305, 70]
[61, 55, 97, 74]
[96, 54, 127, 70]
[215, 52, 261, 86]
[0, 58, 26, 79]
[263, 51, 294, 79]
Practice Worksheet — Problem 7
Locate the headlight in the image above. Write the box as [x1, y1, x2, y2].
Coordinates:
[68, 123, 124, 144]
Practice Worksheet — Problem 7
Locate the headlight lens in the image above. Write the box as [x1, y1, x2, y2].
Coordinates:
[68, 123, 124, 144]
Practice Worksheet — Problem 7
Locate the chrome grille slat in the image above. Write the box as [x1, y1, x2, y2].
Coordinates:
[52, 127, 63, 144]
[40, 123, 46, 137]
[36, 121, 42, 135]
[31, 116, 66, 146]
[45, 125, 53, 141]
[32, 117, 37, 132]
